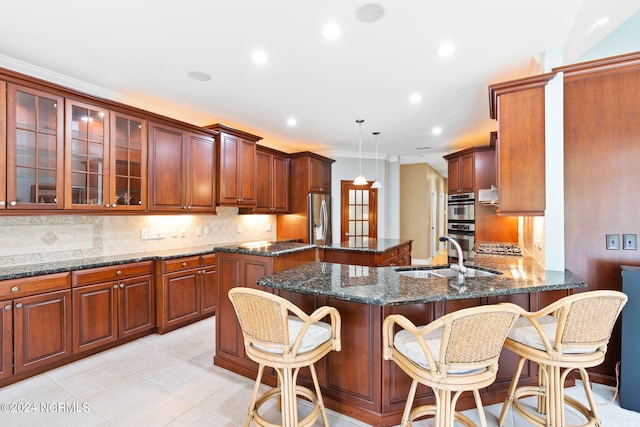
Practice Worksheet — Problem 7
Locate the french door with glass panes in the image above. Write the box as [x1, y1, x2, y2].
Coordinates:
[340, 180, 378, 244]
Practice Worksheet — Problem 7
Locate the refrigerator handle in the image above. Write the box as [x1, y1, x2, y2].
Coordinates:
[321, 199, 328, 243]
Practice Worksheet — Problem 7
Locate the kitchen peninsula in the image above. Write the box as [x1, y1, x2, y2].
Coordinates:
[251, 252, 585, 426]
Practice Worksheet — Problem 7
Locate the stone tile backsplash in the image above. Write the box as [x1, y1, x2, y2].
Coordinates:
[0, 207, 277, 267]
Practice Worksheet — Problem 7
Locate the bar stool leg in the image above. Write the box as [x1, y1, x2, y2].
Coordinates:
[308, 363, 330, 427]
[401, 380, 419, 427]
[498, 357, 527, 426]
[246, 364, 266, 427]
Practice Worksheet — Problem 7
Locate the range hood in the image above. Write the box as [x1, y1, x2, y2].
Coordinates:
[478, 185, 499, 206]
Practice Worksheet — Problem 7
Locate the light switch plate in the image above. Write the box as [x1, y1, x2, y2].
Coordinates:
[623, 234, 637, 250]
[606, 234, 620, 250]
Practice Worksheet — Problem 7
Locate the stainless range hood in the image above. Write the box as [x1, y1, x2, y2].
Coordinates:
[478, 185, 499, 207]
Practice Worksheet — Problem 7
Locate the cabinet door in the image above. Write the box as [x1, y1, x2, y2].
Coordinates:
[162, 269, 200, 329]
[65, 100, 110, 210]
[73, 282, 118, 354]
[459, 153, 474, 192]
[497, 87, 545, 215]
[200, 265, 217, 316]
[218, 132, 241, 205]
[148, 122, 186, 211]
[6, 84, 64, 210]
[186, 132, 216, 212]
[0, 299, 12, 380]
[118, 274, 154, 338]
[14, 290, 71, 374]
[254, 149, 273, 212]
[110, 112, 147, 211]
[447, 157, 460, 193]
[309, 158, 331, 193]
[239, 138, 257, 206]
[0, 81, 6, 209]
[272, 154, 290, 212]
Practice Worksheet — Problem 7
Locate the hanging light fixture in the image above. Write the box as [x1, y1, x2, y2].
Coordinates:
[371, 131, 382, 189]
[353, 119, 367, 185]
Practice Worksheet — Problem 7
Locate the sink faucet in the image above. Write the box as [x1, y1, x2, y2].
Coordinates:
[439, 236, 467, 284]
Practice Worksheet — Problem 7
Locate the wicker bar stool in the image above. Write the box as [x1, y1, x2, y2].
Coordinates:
[228, 287, 341, 427]
[383, 303, 521, 427]
[497, 290, 627, 427]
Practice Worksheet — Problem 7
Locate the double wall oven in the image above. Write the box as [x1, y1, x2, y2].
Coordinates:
[446, 192, 475, 259]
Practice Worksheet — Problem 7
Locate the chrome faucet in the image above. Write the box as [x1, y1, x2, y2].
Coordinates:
[439, 236, 467, 285]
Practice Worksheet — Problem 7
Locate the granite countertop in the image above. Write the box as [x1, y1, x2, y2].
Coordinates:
[319, 238, 411, 253]
[257, 252, 586, 306]
[0, 241, 315, 281]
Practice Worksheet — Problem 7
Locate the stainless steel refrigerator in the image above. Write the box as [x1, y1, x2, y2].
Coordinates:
[308, 193, 331, 245]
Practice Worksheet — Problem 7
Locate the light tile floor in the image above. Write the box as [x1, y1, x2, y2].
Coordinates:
[0, 316, 638, 426]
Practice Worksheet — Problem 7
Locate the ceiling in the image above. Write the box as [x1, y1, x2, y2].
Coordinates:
[1, 1, 639, 177]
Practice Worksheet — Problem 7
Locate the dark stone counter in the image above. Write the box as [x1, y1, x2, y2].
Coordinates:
[257, 253, 586, 306]
[0, 241, 315, 281]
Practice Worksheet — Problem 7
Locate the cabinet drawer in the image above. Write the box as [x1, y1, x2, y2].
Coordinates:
[201, 253, 217, 267]
[73, 261, 153, 287]
[0, 272, 70, 299]
[382, 248, 400, 263]
[397, 243, 411, 255]
[163, 256, 201, 273]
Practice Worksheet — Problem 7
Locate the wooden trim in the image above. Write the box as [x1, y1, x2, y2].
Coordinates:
[554, 50, 640, 79]
[204, 123, 262, 142]
[288, 151, 336, 164]
[488, 72, 556, 119]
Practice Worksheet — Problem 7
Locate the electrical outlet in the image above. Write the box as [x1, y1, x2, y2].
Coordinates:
[266, 223, 272, 232]
[236, 225, 242, 234]
[196, 226, 202, 236]
[606, 234, 620, 250]
[149, 227, 166, 239]
[140, 228, 149, 240]
[623, 234, 637, 250]
[204, 226, 210, 235]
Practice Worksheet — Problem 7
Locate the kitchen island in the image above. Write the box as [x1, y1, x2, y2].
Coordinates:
[250, 253, 585, 426]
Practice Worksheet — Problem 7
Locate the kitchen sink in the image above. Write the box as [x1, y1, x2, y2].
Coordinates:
[397, 267, 500, 279]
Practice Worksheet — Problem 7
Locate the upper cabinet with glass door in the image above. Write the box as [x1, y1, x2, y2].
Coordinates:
[64, 100, 147, 211]
[5, 83, 64, 210]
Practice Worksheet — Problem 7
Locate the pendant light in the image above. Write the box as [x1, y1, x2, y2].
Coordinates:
[353, 119, 367, 185]
[371, 131, 383, 189]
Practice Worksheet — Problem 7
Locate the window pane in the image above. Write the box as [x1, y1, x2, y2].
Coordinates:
[16, 130, 36, 167]
[16, 92, 36, 130]
[349, 189, 355, 204]
[38, 97, 58, 133]
[363, 190, 369, 204]
[356, 190, 362, 204]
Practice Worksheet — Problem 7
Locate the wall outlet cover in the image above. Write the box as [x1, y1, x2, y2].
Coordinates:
[606, 234, 620, 250]
[623, 234, 637, 250]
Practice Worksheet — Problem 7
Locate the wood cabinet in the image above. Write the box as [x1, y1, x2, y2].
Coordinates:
[214, 250, 315, 376]
[489, 73, 554, 216]
[148, 122, 217, 212]
[251, 146, 290, 213]
[5, 83, 65, 210]
[157, 253, 217, 333]
[0, 273, 71, 378]
[320, 241, 412, 267]
[446, 152, 474, 194]
[206, 124, 261, 207]
[276, 152, 335, 242]
[72, 262, 154, 354]
[64, 101, 148, 211]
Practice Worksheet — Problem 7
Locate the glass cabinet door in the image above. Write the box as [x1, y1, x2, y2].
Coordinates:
[6, 84, 64, 209]
[65, 100, 109, 209]
[110, 112, 147, 210]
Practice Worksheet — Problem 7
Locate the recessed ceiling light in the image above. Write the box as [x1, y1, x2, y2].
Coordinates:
[322, 23, 341, 40]
[187, 70, 212, 81]
[287, 118, 297, 126]
[436, 42, 456, 57]
[251, 50, 269, 64]
[416, 146, 431, 150]
[432, 127, 442, 135]
[354, 3, 385, 23]
[409, 93, 422, 104]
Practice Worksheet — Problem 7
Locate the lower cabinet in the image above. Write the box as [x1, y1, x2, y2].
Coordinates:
[320, 242, 412, 267]
[0, 273, 72, 380]
[157, 253, 217, 333]
[72, 262, 155, 354]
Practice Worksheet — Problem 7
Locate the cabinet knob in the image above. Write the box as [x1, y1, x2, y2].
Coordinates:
[182, 262, 187, 267]
[186, 206, 192, 210]
[9, 201, 17, 206]
[116, 270, 122, 275]
[4, 304, 11, 310]
[119, 283, 125, 288]
[15, 303, 22, 309]
[0, 201, 5, 206]
[113, 284, 119, 289]
[11, 286, 18, 292]
[105, 204, 111, 208]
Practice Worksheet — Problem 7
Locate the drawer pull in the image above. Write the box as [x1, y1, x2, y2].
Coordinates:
[116, 270, 122, 276]
[182, 262, 187, 267]
[114, 285, 119, 289]
[11, 286, 19, 292]
[4, 304, 11, 310]
[119, 283, 125, 288]
[15, 303, 22, 309]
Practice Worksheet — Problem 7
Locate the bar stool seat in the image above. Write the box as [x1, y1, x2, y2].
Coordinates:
[383, 303, 521, 427]
[498, 290, 627, 427]
[228, 287, 341, 427]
